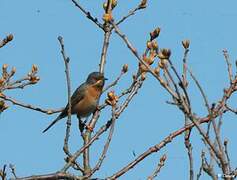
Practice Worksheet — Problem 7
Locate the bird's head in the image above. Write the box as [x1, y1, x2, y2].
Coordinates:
[86, 72, 107, 88]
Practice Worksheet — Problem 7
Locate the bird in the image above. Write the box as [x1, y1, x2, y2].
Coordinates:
[42, 72, 107, 133]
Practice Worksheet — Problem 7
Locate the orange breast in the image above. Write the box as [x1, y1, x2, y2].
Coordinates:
[72, 85, 102, 117]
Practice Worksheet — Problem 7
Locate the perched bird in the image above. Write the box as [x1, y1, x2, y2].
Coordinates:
[43, 72, 107, 133]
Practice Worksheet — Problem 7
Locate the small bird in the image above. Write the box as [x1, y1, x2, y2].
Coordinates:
[43, 72, 107, 133]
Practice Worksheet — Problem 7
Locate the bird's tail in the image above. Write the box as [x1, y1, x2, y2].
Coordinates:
[42, 115, 62, 133]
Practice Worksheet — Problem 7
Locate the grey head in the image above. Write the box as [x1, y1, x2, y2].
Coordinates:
[86, 72, 107, 87]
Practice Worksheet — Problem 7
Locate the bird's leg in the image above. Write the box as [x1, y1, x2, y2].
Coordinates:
[77, 116, 85, 133]
[83, 116, 89, 125]
[78, 116, 93, 133]
[84, 116, 93, 132]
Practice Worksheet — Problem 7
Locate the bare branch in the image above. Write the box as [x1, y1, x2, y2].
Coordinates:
[71, 0, 103, 29]
[9, 164, 17, 179]
[61, 118, 114, 172]
[103, 67, 127, 93]
[225, 104, 237, 114]
[185, 138, 194, 180]
[62, 78, 144, 173]
[0, 165, 7, 180]
[116, 2, 146, 26]
[223, 49, 233, 84]
[147, 154, 167, 180]
[0, 94, 62, 114]
[89, 105, 117, 176]
[0, 34, 13, 48]
[107, 116, 212, 179]
[58, 36, 73, 159]
[110, 20, 178, 99]
[11, 172, 83, 180]
[224, 139, 232, 172]
[201, 152, 218, 180]
[181, 40, 190, 88]
[99, 31, 112, 73]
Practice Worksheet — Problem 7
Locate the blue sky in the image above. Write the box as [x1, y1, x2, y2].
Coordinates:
[1, 0, 237, 179]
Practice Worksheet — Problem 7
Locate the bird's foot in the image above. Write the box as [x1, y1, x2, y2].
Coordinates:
[85, 125, 93, 132]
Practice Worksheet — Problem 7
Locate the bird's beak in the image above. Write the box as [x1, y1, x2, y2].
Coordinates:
[104, 77, 108, 80]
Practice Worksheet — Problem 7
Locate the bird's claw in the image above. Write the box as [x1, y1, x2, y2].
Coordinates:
[85, 125, 93, 132]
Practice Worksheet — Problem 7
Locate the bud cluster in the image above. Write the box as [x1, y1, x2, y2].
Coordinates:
[106, 91, 118, 106]
[0, 34, 14, 48]
[28, 64, 40, 84]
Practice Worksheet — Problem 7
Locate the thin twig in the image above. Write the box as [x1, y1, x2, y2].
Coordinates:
[188, 68, 230, 175]
[99, 0, 114, 73]
[0, 94, 62, 114]
[9, 164, 17, 179]
[147, 154, 167, 180]
[0, 34, 13, 48]
[61, 118, 114, 172]
[182, 48, 189, 88]
[117, 78, 143, 115]
[0, 165, 7, 180]
[62, 78, 144, 172]
[225, 104, 237, 114]
[197, 152, 203, 180]
[163, 67, 183, 105]
[10, 172, 84, 180]
[110, 20, 178, 99]
[71, 0, 103, 29]
[201, 151, 218, 180]
[185, 138, 194, 180]
[103, 70, 125, 93]
[167, 59, 191, 112]
[89, 105, 117, 176]
[224, 139, 232, 173]
[99, 31, 112, 73]
[58, 36, 73, 159]
[223, 49, 233, 84]
[107, 116, 213, 179]
[116, 4, 145, 26]
[107, 78, 237, 180]
[3, 81, 35, 90]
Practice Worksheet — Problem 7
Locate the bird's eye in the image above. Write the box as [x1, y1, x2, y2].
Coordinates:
[93, 76, 99, 81]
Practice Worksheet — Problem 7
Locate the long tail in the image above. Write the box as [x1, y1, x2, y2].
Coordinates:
[42, 114, 62, 133]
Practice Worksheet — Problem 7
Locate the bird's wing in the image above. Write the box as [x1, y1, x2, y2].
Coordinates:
[42, 83, 87, 133]
[69, 82, 87, 108]
[58, 82, 87, 117]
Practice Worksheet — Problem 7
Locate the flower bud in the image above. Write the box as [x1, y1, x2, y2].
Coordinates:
[103, 2, 108, 11]
[139, 0, 147, 8]
[0, 100, 8, 112]
[152, 41, 158, 50]
[103, 13, 113, 22]
[224, 139, 228, 146]
[106, 90, 118, 106]
[160, 154, 167, 162]
[32, 64, 38, 72]
[154, 67, 160, 75]
[158, 49, 171, 59]
[122, 64, 128, 73]
[141, 73, 146, 81]
[0, 78, 5, 85]
[2, 64, 8, 71]
[112, 0, 117, 9]
[150, 27, 160, 41]
[7, 34, 14, 41]
[182, 39, 190, 49]
[146, 41, 153, 49]
[158, 59, 168, 69]
[11, 67, 16, 74]
[10, 67, 16, 76]
[108, 91, 115, 100]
